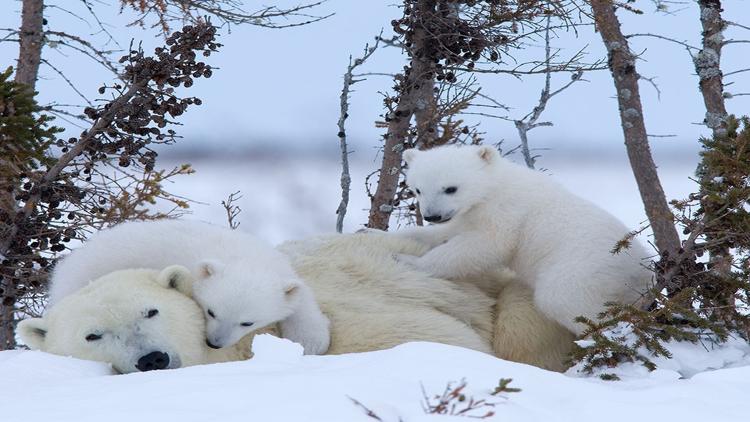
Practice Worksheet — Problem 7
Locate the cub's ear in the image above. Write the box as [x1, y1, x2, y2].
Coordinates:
[402, 148, 418, 165]
[477, 145, 498, 164]
[17, 318, 48, 350]
[283, 278, 303, 300]
[195, 259, 224, 281]
[157, 265, 194, 296]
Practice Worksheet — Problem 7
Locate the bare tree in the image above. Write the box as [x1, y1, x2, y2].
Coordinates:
[694, 0, 729, 139]
[367, 0, 584, 230]
[367, 0, 439, 231]
[335, 36, 379, 233]
[692, 0, 732, 278]
[589, 0, 681, 259]
[14, 0, 44, 88]
[512, 17, 585, 170]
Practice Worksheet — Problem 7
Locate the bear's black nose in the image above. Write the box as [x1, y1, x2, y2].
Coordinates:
[135, 351, 170, 372]
[424, 215, 442, 223]
[205, 339, 221, 349]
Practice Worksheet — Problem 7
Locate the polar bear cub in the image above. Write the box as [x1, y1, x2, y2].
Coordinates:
[48, 219, 330, 355]
[392, 145, 652, 334]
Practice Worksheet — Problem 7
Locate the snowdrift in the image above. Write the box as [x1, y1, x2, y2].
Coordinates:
[1, 335, 749, 422]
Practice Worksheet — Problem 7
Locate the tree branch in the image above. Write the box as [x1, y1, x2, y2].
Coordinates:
[336, 34, 380, 233]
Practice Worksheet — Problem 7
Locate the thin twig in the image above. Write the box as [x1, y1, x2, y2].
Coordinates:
[40, 59, 93, 106]
[513, 17, 584, 169]
[335, 31, 380, 233]
[221, 191, 242, 229]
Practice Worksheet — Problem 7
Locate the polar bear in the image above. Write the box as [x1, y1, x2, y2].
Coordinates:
[18, 266, 256, 373]
[391, 144, 652, 334]
[20, 233, 576, 372]
[280, 232, 576, 371]
[48, 220, 330, 355]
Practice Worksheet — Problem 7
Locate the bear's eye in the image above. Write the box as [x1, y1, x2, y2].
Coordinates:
[415, 188, 421, 195]
[85, 333, 102, 342]
[146, 309, 159, 319]
[240, 322, 254, 327]
[207, 309, 216, 318]
[444, 186, 458, 195]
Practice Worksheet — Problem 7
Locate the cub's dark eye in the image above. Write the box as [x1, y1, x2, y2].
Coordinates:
[146, 309, 159, 318]
[207, 309, 216, 318]
[415, 188, 421, 195]
[240, 322, 254, 327]
[444, 186, 458, 194]
[85, 334, 102, 342]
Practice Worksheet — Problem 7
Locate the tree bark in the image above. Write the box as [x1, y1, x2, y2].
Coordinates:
[367, 0, 438, 230]
[15, 0, 45, 89]
[589, 0, 681, 257]
[695, 0, 728, 139]
[694, 0, 732, 279]
[1, 0, 44, 350]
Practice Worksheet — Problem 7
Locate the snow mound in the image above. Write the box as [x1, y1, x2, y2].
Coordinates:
[569, 323, 750, 380]
[1, 337, 749, 422]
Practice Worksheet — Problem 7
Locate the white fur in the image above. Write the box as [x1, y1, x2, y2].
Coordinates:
[18, 266, 253, 373]
[48, 220, 330, 355]
[281, 232, 575, 371]
[393, 144, 652, 334]
[22, 233, 576, 372]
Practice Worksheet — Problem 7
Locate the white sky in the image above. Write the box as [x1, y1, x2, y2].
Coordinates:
[1, 0, 749, 156]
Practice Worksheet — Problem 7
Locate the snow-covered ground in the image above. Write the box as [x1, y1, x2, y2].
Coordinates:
[2, 335, 749, 422]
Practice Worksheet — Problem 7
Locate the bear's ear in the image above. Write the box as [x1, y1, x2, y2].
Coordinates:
[196, 259, 224, 280]
[477, 145, 498, 164]
[157, 265, 194, 296]
[402, 148, 417, 165]
[17, 318, 48, 350]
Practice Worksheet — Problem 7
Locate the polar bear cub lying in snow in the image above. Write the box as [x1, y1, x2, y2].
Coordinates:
[393, 145, 652, 334]
[48, 220, 330, 355]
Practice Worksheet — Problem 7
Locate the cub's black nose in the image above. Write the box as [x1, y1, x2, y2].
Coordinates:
[424, 215, 442, 223]
[206, 339, 221, 349]
[136, 351, 170, 372]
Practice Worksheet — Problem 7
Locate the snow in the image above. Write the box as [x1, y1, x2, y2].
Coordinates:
[569, 323, 750, 380]
[2, 335, 749, 422]
[5, 154, 745, 420]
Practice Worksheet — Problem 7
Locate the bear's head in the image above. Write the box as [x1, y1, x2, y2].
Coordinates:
[18, 266, 208, 374]
[403, 145, 499, 224]
[192, 256, 302, 349]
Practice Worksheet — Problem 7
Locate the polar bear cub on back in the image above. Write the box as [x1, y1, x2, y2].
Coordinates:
[394, 145, 652, 334]
[48, 220, 330, 354]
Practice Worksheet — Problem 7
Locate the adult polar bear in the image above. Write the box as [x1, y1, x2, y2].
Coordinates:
[27, 229, 575, 372]
[393, 145, 652, 334]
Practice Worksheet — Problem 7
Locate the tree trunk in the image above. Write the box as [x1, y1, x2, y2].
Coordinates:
[694, 0, 733, 283]
[367, 0, 438, 230]
[695, 0, 728, 138]
[589, 0, 681, 258]
[1, 0, 44, 350]
[15, 0, 45, 89]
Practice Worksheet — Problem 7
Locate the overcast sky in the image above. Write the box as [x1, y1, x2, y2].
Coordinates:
[2, 0, 749, 158]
